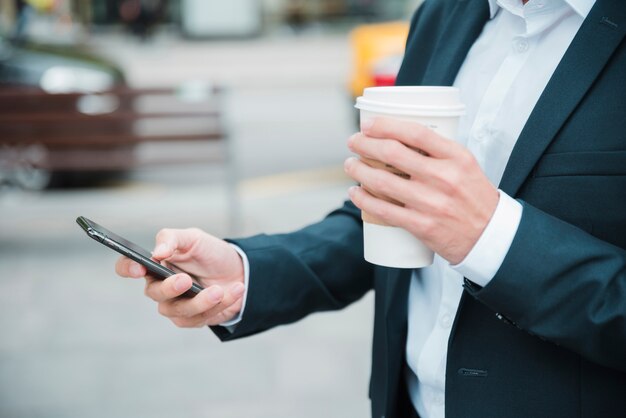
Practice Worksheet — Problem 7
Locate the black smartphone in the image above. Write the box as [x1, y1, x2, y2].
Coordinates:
[76, 216, 203, 297]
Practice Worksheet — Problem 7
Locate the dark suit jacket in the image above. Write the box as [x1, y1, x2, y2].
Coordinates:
[214, 1, 626, 417]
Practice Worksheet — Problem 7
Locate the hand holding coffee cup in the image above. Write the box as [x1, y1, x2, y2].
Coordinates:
[349, 86, 466, 268]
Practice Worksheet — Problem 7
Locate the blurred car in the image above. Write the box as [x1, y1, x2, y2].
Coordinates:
[348, 21, 409, 100]
[0, 37, 125, 90]
[0, 34, 132, 189]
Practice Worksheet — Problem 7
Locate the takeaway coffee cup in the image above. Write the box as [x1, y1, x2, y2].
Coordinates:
[354, 86, 465, 268]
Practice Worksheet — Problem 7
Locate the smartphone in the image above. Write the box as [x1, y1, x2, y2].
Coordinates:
[76, 216, 203, 297]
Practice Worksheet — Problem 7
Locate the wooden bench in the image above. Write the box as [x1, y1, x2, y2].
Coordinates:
[0, 85, 227, 172]
[0, 84, 240, 229]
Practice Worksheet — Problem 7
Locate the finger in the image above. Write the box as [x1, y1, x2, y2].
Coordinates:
[165, 283, 246, 328]
[144, 273, 193, 302]
[158, 284, 225, 318]
[152, 228, 202, 260]
[361, 117, 459, 158]
[348, 133, 437, 179]
[344, 157, 423, 207]
[348, 185, 425, 234]
[115, 256, 146, 278]
[170, 314, 210, 328]
[202, 282, 246, 325]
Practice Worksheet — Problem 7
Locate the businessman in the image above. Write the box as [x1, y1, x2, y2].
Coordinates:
[116, 0, 626, 417]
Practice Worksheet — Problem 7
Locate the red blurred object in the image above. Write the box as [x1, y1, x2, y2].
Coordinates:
[372, 54, 403, 87]
[373, 74, 397, 86]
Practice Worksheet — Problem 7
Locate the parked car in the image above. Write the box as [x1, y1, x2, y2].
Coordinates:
[0, 35, 132, 189]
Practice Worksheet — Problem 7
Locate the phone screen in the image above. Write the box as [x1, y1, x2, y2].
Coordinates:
[76, 216, 203, 296]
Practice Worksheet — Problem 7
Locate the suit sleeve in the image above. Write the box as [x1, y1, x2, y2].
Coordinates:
[465, 201, 626, 372]
[212, 201, 375, 341]
[210, 0, 435, 342]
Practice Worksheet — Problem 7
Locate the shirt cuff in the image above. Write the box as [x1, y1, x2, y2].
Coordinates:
[451, 190, 523, 287]
[218, 244, 250, 330]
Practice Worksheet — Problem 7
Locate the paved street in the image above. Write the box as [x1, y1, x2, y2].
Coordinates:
[0, 31, 375, 418]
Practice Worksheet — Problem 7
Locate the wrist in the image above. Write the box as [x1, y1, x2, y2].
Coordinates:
[451, 191, 523, 286]
[219, 244, 250, 328]
[447, 187, 500, 265]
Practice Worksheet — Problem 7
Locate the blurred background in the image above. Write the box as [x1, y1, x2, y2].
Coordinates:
[0, 1, 419, 417]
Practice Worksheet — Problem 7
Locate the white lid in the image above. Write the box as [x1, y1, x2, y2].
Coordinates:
[355, 86, 465, 117]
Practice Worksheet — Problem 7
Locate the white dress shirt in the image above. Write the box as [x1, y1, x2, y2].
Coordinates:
[406, 1, 595, 417]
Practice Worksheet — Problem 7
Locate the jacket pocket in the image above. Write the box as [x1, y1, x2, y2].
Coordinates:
[533, 150, 626, 178]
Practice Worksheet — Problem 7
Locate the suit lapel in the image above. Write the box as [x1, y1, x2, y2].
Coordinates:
[499, 0, 626, 196]
[385, 0, 491, 315]
[381, 0, 490, 391]
[421, 0, 490, 85]
[384, 268, 412, 319]
[382, 268, 411, 418]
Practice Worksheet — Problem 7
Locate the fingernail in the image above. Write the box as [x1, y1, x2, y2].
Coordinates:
[348, 186, 358, 197]
[152, 243, 168, 257]
[361, 118, 374, 132]
[344, 157, 356, 172]
[347, 133, 357, 149]
[130, 262, 143, 276]
[208, 287, 223, 303]
[232, 283, 245, 297]
[174, 276, 189, 292]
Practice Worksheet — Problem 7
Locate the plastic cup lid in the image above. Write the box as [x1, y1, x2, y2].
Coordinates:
[355, 86, 465, 117]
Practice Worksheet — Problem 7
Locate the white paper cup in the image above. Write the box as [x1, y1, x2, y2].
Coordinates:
[354, 86, 465, 268]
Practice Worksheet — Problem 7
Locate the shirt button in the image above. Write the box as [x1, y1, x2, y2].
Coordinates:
[435, 395, 445, 406]
[473, 127, 488, 142]
[514, 38, 529, 53]
[440, 312, 453, 328]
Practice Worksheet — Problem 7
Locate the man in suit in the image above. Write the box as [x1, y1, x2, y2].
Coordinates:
[116, 0, 626, 416]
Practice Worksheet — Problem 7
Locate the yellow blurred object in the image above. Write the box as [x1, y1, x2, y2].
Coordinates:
[26, 0, 55, 13]
[349, 21, 410, 98]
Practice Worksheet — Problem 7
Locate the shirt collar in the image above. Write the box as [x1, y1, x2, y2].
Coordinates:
[567, 0, 595, 18]
[487, 0, 499, 18]
[486, 0, 596, 19]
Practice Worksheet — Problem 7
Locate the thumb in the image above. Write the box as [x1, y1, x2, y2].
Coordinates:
[152, 228, 203, 260]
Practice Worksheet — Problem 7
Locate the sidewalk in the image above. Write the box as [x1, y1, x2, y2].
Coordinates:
[0, 31, 374, 418]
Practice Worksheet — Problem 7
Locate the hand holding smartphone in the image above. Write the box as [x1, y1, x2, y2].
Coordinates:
[77, 216, 203, 297]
